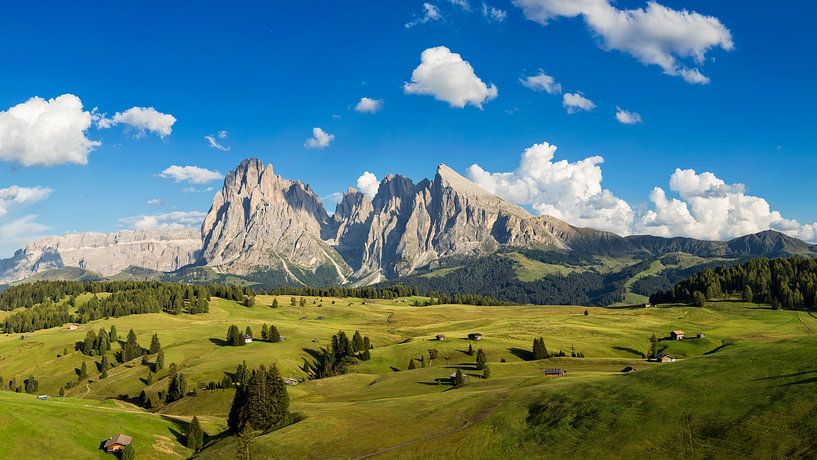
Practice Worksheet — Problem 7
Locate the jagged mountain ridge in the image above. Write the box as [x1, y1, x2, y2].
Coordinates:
[198, 158, 817, 285]
[0, 228, 201, 284]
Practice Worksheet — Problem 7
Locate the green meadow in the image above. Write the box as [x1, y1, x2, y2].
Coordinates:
[2, 295, 817, 458]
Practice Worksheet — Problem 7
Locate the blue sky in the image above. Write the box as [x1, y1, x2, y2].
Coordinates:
[1, 0, 816, 256]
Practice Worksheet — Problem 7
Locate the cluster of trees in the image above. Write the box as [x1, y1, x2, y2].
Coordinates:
[0, 281, 210, 334]
[650, 257, 817, 310]
[303, 330, 373, 379]
[225, 324, 284, 345]
[263, 285, 420, 299]
[77, 325, 117, 356]
[228, 364, 290, 433]
[0, 375, 39, 393]
[260, 324, 281, 342]
[385, 254, 642, 306]
[532, 337, 549, 360]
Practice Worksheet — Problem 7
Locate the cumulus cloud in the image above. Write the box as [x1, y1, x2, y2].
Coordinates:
[520, 70, 562, 94]
[0, 94, 100, 166]
[615, 107, 642, 124]
[146, 198, 164, 206]
[634, 169, 817, 241]
[404, 46, 498, 109]
[356, 172, 380, 200]
[355, 97, 384, 113]
[467, 142, 634, 234]
[204, 130, 230, 151]
[0, 185, 52, 218]
[304, 127, 335, 149]
[159, 165, 224, 184]
[481, 3, 507, 21]
[98, 106, 176, 138]
[562, 92, 596, 113]
[405, 3, 443, 28]
[0, 215, 49, 249]
[513, 0, 733, 84]
[120, 211, 207, 231]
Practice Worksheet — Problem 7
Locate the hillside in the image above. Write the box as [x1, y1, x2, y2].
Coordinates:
[2, 286, 817, 457]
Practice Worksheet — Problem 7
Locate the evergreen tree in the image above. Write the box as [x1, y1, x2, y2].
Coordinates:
[454, 368, 466, 387]
[82, 330, 97, 355]
[79, 361, 88, 380]
[476, 349, 487, 370]
[693, 291, 707, 307]
[649, 333, 659, 359]
[743, 285, 754, 303]
[361, 348, 371, 361]
[122, 329, 141, 362]
[261, 324, 269, 341]
[166, 373, 187, 403]
[245, 326, 253, 341]
[24, 375, 37, 393]
[100, 354, 109, 370]
[59, 386, 65, 398]
[155, 350, 165, 371]
[299, 297, 307, 307]
[290, 297, 296, 307]
[272, 298, 279, 308]
[269, 325, 281, 343]
[229, 364, 289, 433]
[109, 325, 118, 343]
[483, 365, 491, 379]
[467, 344, 474, 356]
[149, 334, 161, 354]
[408, 359, 416, 370]
[101, 367, 108, 379]
[363, 336, 372, 350]
[532, 337, 549, 360]
[227, 325, 243, 346]
[147, 372, 154, 386]
[187, 415, 204, 452]
[352, 331, 364, 353]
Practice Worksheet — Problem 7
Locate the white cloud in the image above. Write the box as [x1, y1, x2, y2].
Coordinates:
[356, 172, 380, 200]
[0, 94, 100, 166]
[0, 215, 49, 250]
[634, 169, 817, 241]
[513, 0, 733, 84]
[481, 3, 507, 21]
[304, 127, 335, 149]
[204, 131, 230, 151]
[98, 106, 176, 138]
[0, 185, 52, 218]
[405, 3, 443, 28]
[450, 0, 471, 10]
[562, 92, 596, 113]
[404, 46, 498, 109]
[146, 198, 164, 206]
[520, 70, 562, 94]
[120, 211, 207, 231]
[615, 107, 642, 124]
[159, 165, 224, 184]
[355, 97, 384, 113]
[467, 141, 634, 234]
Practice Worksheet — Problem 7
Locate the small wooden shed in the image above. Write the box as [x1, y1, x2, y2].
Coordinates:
[435, 334, 446, 341]
[467, 333, 483, 341]
[543, 368, 566, 377]
[103, 434, 133, 453]
[670, 330, 685, 340]
[656, 354, 676, 363]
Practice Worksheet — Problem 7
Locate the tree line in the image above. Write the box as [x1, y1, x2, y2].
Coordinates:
[650, 257, 817, 310]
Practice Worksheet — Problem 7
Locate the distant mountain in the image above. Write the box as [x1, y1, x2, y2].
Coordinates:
[0, 229, 201, 284]
[3, 158, 816, 295]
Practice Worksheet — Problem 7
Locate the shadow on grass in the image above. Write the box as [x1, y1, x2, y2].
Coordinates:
[208, 338, 230, 347]
[612, 346, 644, 357]
[508, 347, 533, 361]
[754, 369, 817, 382]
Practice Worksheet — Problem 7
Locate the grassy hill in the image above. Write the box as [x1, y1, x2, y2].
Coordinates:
[2, 294, 817, 458]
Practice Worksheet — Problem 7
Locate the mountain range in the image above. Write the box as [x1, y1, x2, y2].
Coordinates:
[2, 158, 815, 303]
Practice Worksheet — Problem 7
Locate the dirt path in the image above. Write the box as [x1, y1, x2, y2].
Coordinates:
[797, 312, 813, 333]
[353, 394, 506, 460]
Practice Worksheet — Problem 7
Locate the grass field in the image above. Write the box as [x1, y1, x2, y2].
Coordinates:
[2, 295, 817, 458]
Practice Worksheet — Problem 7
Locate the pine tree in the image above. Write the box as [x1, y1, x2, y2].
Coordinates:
[649, 333, 659, 359]
[149, 334, 161, 354]
[363, 336, 372, 350]
[79, 361, 88, 380]
[100, 354, 109, 371]
[187, 415, 204, 452]
[59, 386, 65, 398]
[483, 365, 491, 379]
[299, 297, 307, 307]
[352, 331, 364, 353]
[290, 297, 296, 307]
[261, 324, 269, 341]
[743, 285, 754, 303]
[476, 349, 487, 370]
[155, 350, 165, 371]
[408, 359, 416, 370]
[245, 326, 253, 341]
[227, 325, 242, 346]
[101, 367, 108, 379]
[269, 325, 281, 343]
[454, 368, 466, 387]
[122, 329, 141, 362]
[693, 290, 707, 307]
[361, 348, 371, 361]
[272, 298, 279, 308]
[109, 325, 118, 343]
[467, 344, 474, 356]
[147, 372, 154, 386]
[166, 373, 187, 403]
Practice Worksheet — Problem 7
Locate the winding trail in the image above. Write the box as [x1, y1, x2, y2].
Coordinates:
[353, 394, 507, 459]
